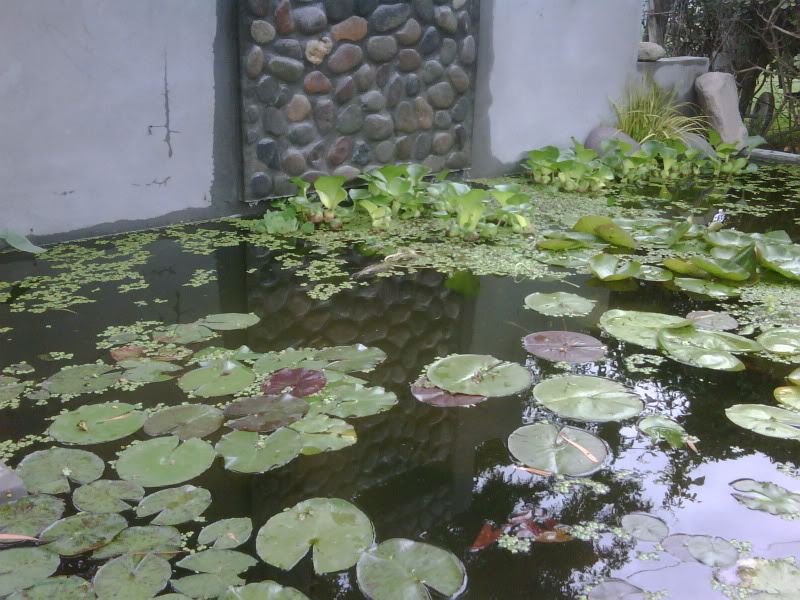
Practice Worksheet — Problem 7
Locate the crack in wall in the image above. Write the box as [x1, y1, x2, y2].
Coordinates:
[132, 176, 171, 187]
[147, 49, 179, 158]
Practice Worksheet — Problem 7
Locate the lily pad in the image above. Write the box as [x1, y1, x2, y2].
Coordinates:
[662, 257, 711, 278]
[356, 538, 466, 600]
[620, 513, 669, 542]
[0, 462, 27, 506]
[93, 525, 181, 559]
[0, 379, 25, 405]
[523, 292, 596, 317]
[195, 313, 260, 331]
[508, 423, 609, 476]
[0, 548, 61, 596]
[757, 328, 800, 356]
[774, 386, 800, 411]
[588, 580, 645, 600]
[588, 254, 641, 281]
[93, 553, 171, 600]
[312, 344, 387, 373]
[662, 345, 745, 371]
[216, 429, 302, 474]
[691, 244, 756, 281]
[171, 550, 257, 599]
[136, 486, 211, 526]
[573, 215, 614, 234]
[72, 480, 144, 513]
[730, 479, 800, 517]
[223, 395, 309, 432]
[305, 384, 398, 418]
[594, 223, 637, 249]
[756, 241, 800, 281]
[735, 557, 800, 597]
[674, 277, 741, 298]
[409, 378, 488, 407]
[255, 498, 374, 574]
[49, 402, 145, 445]
[686, 535, 739, 567]
[599, 310, 690, 350]
[43, 364, 120, 396]
[143, 405, 224, 440]
[633, 265, 673, 282]
[687, 311, 738, 331]
[17, 449, 105, 494]
[289, 415, 357, 455]
[638, 415, 688, 448]
[152, 324, 215, 345]
[705, 229, 754, 248]
[725, 404, 800, 440]
[178, 360, 256, 398]
[427, 354, 532, 397]
[252, 350, 317, 376]
[7, 575, 95, 600]
[523, 331, 607, 363]
[788, 367, 800, 386]
[119, 360, 181, 383]
[260, 369, 327, 398]
[662, 533, 698, 562]
[116, 437, 215, 487]
[0, 495, 64, 538]
[221, 582, 310, 600]
[40, 512, 127, 556]
[198, 518, 253, 550]
[533, 376, 643, 422]
[658, 326, 760, 354]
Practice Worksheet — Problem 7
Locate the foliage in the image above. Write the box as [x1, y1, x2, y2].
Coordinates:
[0, 229, 46, 254]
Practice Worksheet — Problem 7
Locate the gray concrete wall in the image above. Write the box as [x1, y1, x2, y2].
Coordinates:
[471, 0, 643, 177]
[0, 0, 242, 243]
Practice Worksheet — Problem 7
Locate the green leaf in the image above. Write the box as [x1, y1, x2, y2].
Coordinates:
[523, 292, 595, 317]
[0, 231, 46, 254]
[775, 386, 800, 410]
[198, 518, 253, 550]
[7, 575, 95, 600]
[426, 354, 532, 397]
[508, 423, 608, 476]
[221, 582, 310, 600]
[172, 551, 258, 598]
[757, 328, 800, 356]
[152, 324, 215, 345]
[17, 449, 105, 495]
[0, 495, 64, 538]
[256, 498, 374, 574]
[215, 429, 302, 474]
[756, 242, 800, 281]
[143, 405, 224, 440]
[588, 580, 644, 600]
[311, 344, 387, 373]
[195, 313, 260, 331]
[736, 557, 800, 597]
[0, 548, 60, 596]
[92, 525, 181, 559]
[662, 257, 711, 278]
[638, 415, 688, 448]
[49, 402, 145, 445]
[136, 486, 211, 526]
[305, 384, 398, 419]
[572, 216, 613, 234]
[588, 254, 641, 281]
[730, 479, 800, 517]
[93, 553, 172, 600]
[599, 309, 690, 350]
[533, 375, 643, 422]
[116, 437, 215, 487]
[620, 513, 669, 542]
[119, 360, 181, 383]
[43, 364, 120, 396]
[674, 277, 741, 298]
[633, 265, 673, 282]
[686, 535, 738, 567]
[314, 176, 348, 211]
[725, 404, 800, 440]
[178, 360, 256, 398]
[788, 367, 800, 386]
[593, 223, 637, 249]
[289, 415, 357, 455]
[662, 345, 744, 371]
[705, 230, 754, 248]
[40, 513, 127, 556]
[356, 539, 466, 600]
[691, 243, 756, 281]
[73, 480, 144, 513]
[252, 349, 317, 376]
[223, 395, 309, 432]
[657, 325, 760, 355]
[686, 311, 738, 331]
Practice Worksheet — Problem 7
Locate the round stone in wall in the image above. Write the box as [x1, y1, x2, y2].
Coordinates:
[413, 132, 433, 159]
[419, 27, 442, 55]
[336, 104, 365, 134]
[413, 0, 435, 23]
[274, 39, 303, 59]
[328, 136, 354, 166]
[371, 3, 411, 32]
[323, 0, 355, 22]
[335, 76, 356, 104]
[365, 114, 394, 140]
[434, 110, 452, 129]
[286, 94, 312, 121]
[397, 19, 422, 45]
[428, 81, 455, 109]
[434, 6, 457, 34]
[250, 172, 273, 197]
[333, 165, 360, 180]
[288, 123, 316, 146]
[256, 138, 280, 169]
[328, 44, 364, 73]
[454, 0, 467, 9]
[455, 124, 467, 149]
[432, 132, 454, 155]
[275, 85, 291, 107]
[384, 74, 404, 108]
[263, 107, 288, 136]
[405, 74, 420, 96]
[251, 20, 276, 44]
[451, 96, 470, 122]
[446, 152, 468, 169]
[374, 140, 396, 162]
[245, 104, 260, 124]
[461, 35, 476, 65]
[360, 90, 386, 113]
[415, 97, 434, 129]
[421, 60, 444, 84]
[422, 155, 445, 172]
[293, 6, 328, 34]
[354, 64, 375, 91]
[248, 0, 269, 18]
[305, 38, 333, 65]
[397, 49, 421, 72]
[440, 38, 457, 65]
[275, 0, 294, 35]
[331, 16, 368, 41]
[304, 71, 331, 94]
[256, 76, 280, 103]
[301, 170, 326, 183]
[268, 56, 304, 82]
[284, 152, 307, 176]
[314, 99, 335, 134]
[447, 65, 470, 93]
[353, 141, 371, 166]
[458, 10, 470, 35]
[394, 101, 418, 133]
[396, 135, 413, 160]
[246, 46, 264, 79]
[367, 36, 399, 63]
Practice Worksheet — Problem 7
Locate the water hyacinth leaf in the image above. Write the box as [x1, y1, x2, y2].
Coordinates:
[178, 360, 256, 398]
[7, 575, 95, 600]
[638, 415, 688, 448]
[143, 405, 224, 440]
[136, 485, 211, 526]
[620, 513, 669, 542]
[17, 449, 105, 495]
[730, 479, 800, 517]
[588, 254, 641, 281]
[119, 360, 181, 383]
[686, 535, 739, 567]
[221, 582, 310, 600]
[93, 553, 171, 600]
[252, 350, 317, 376]
[223, 395, 309, 432]
[789, 367, 800, 386]
[49, 402, 145, 445]
[152, 324, 215, 345]
[523, 291, 596, 317]
[305, 384, 398, 418]
[72, 480, 144, 513]
[523, 331, 607, 363]
[43, 364, 120, 395]
[599, 310, 690, 350]
[735, 557, 800, 597]
[260, 369, 326, 398]
[410, 377, 488, 407]
[289, 415, 357, 455]
[726, 404, 800, 439]
[312, 344, 387, 373]
[215, 429, 302, 474]
[756, 241, 800, 281]
[93, 525, 181, 559]
[40, 512, 126, 556]
[198, 518, 252, 550]
[588, 579, 645, 600]
[774, 386, 800, 410]
[255, 498, 374, 574]
[0, 548, 61, 596]
[674, 277, 741, 298]
[356, 538, 466, 600]
[687, 311, 738, 331]
[195, 313, 260, 331]
[757, 328, 800, 356]
[508, 423, 608, 476]
[633, 265, 673, 282]
[116, 437, 215, 487]
[0, 495, 64, 537]
[426, 354, 532, 397]
[533, 376, 643, 422]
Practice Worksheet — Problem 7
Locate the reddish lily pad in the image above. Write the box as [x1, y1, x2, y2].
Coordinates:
[523, 331, 607, 363]
[469, 522, 505, 551]
[410, 377, 488, 407]
[261, 369, 327, 398]
[223, 395, 310, 432]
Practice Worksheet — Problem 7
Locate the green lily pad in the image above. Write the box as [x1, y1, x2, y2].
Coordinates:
[523, 291, 596, 317]
[756, 242, 800, 281]
[171, 550, 257, 598]
[223, 395, 309, 432]
[588, 254, 641, 281]
[43, 364, 120, 396]
[758, 329, 800, 356]
[730, 479, 800, 517]
[726, 404, 800, 440]
[620, 513, 669, 542]
[93, 525, 181, 559]
[49, 402, 145, 445]
[17, 449, 105, 495]
[633, 265, 673, 282]
[356, 538, 466, 600]
[573, 215, 613, 234]
[72, 480, 145, 513]
[152, 324, 215, 345]
[40, 512, 127, 555]
[662, 257, 711, 278]
[533, 376, 643, 422]
[599, 310, 690, 350]
[119, 360, 181, 383]
[306, 384, 398, 419]
[143, 405, 224, 440]
[662, 345, 745, 371]
[508, 423, 608, 476]
[705, 230, 753, 248]
[7, 575, 95, 600]
[686, 535, 739, 567]
[312, 344, 387, 373]
[691, 244, 756, 281]
[116, 437, 215, 487]
[674, 277, 741, 298]
[789, 367, 800, 386]
[93, 553, 171, 600]
[593, 223, 637, 249]
[735, 557, 800, 597]
[256, 498, 374, 574]
[0, 548, 61, 596]
[252, 350, 317, 376]
[289, 415, 357, 455]
[537, 239, 583, 251]
[687, 311, 738, 331]
[426, 354, 532, 397]
[215, 429, 302, 474]
[220, 582, 310, 600]
[588, 580, 644, 600]
[638, 415, 688, 448]
[775, 386, 800, 410]
[0, 461, 27, 504]
[0, 495, 64, 538]
[178, 360, 256, 398]
[195, 313, 260, 331]
[136, 486, 211, 526]
[0, 378, 25, 405]
[197, 518, 252, 550]
[523, 331, 607, 363]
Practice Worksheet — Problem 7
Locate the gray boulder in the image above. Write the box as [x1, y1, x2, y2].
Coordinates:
[695, 72, 748, 147]
[584, 126, 641, 156]
[638, 41, 666, 62]
[681, 132, 714, 158]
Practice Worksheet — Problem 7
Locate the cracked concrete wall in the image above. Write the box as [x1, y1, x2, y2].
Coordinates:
[0, 0, 241, 242]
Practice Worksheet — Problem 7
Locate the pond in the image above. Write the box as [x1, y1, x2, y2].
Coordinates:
[1, 166, 800, 600]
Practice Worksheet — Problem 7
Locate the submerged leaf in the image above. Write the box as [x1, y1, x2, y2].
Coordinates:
[136, 485, 211, 526]
[16, 449, 104, 495]
[638, 415, 688, 448]
[427, 354, 532, 397]
[508, 423, 608, 476]
[152, 324, 215, 344]
[523, 291, 596, 317]
[116, 437, 215, 487]
[523, 331, 607, 363]
[533, 376, 643, 422]
[289, 415, 357, 455]
[49, 402, 145, 445]
[730, 479, 800, 517]
[469, 522, 505, 551]
[410, 377, 488, 407]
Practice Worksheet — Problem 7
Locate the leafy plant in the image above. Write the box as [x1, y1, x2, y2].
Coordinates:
[0, 229, 46, 254]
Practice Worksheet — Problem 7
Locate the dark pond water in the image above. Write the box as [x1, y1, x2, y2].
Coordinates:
[1, 170, 800, 599]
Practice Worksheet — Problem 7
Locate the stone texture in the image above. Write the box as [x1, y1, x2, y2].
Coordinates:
[294, 6, 327, 34]
[405, 74, 420, 96]
[354, 64, 375, 91]
[314, 99, 335, 134]
[695, 72, 748, 146]
[331, 16, 368, 41]
[256, 138, 280, 169]
[583, 126, 641, 155]
[275, 0, 293, 35]
[394, 101, 418, 133]
[421, 60, 444, 84]
[453, 0, 467, 9]
[413, 132, 432, 159]
[332, 165, 360, 180]
[284, 152, 307, 176]
[305, 38, 333, 65]
[274, 39, 303, 60]
[246, 46, 264, 79]
[274, 176, 297, 196]
[353, 141, 371, 166]
[245, 127, 259, 144]
[355, 0, 379, 17]
[304, 71, 331, 94]
[639, 41, 666, 62]
[251, 20, 276, 44]
[323, 0, 355, 22]
[422, 155, 445, 172]
[428, 81, 455, 109]
[301, 170, 327, 183]
[329, 136, 354, 166]
[256, 76, 280, 103]
[376, 64, 392, 88]
[396, 135, 413, 160]
[365, 114, 394, 140]
[398, 49, 422, 72]
[432, 132, 454, 154]
[457, 10, 470, 35]
[371, 4, 411, 32]
[454, 124, 467, 149]
[288, 123, 315, 146]
[337, 104, 365, 134]
[268, 56, 304, 82]
[307, 142, 325, 168]
[397, 19, 422, 45]
[682, 132, 714, 158]
[367, 36, 398, 62]
[335, 77, 356, 104]
[413, 0, 435, 23]
[374, 140, 396, 162]
[385, 74, 404, 109]
[286, 94, 312, 121]
[434, 6, 457, 33]
[245, 105, 260, 123]
[434, 110, 452, 129]
[419, 27, 442, 55]
[250, 172, 273, 197]
[440, 38, 457, 65]
[451, 96, 469, 121]
[275, 85, 291, 107]
[263, 107, 288, 135]
[328, 44, 364, 73]
[446, 152, 468, 169]
[460, 35, 476, 65]
[415, 97, 434, 129]
[447, 65, 470, 93]
[361, 90, 386, 113]
[248, 0, 269, 18]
